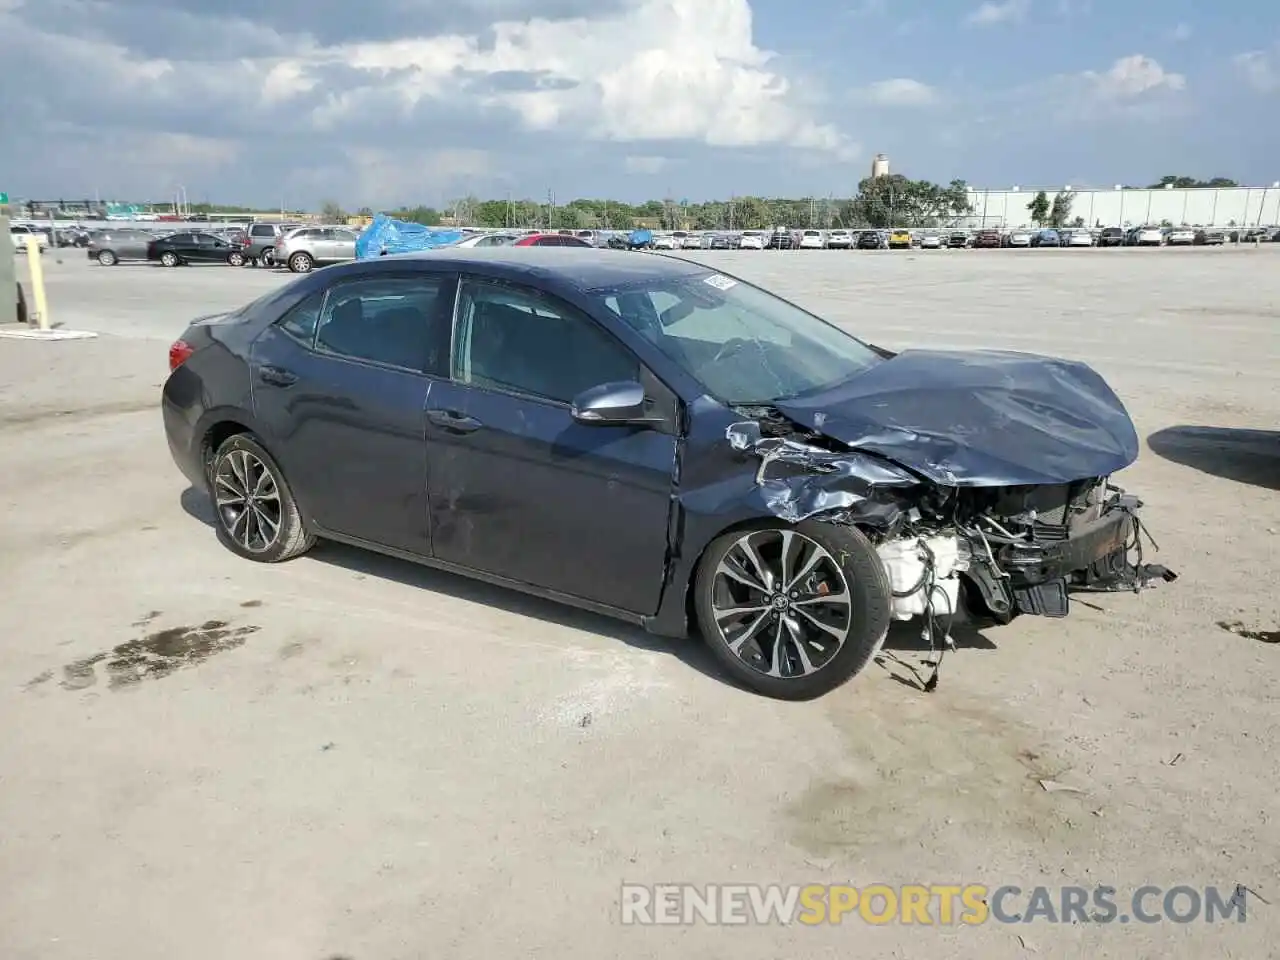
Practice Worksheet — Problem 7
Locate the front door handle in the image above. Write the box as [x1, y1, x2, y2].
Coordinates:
[258, 365, 298, 387]
[426, 409, 483, 433]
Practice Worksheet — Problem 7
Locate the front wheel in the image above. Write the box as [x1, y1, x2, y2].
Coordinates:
[96, 250, 118, 266]
[208, 434, 314, 563]
[160, 251, 180, 267]
[694, 521, 891, 700]
[288, 251, 313, 273]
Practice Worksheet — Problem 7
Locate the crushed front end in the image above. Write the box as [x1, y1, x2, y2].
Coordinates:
[725, 413, 1177, 635]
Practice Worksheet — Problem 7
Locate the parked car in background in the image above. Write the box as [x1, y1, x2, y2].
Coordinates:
[238, 223, 300, 266]
[1097, 227, 1125, 247]
[147, 231, 240, 267]
[739, 231, 765, 250]
[826, 229, 852, 249]
[453, 233, 519, 249]
[857, 230, 886, 250]
[1063, 229, 1094, 247]
[709, 233, 735, 250]
[1031, 229, 1061, 248]
[86, 227, 156, 265]
[887, 229, 912, 250]
[510, 233, 591, 248]
[972, 229, 1002, 249]
[9, 224, 50, 253]
[766, 228, 794, 250]
[798, 230, 826, 250]
[1005, 230, 1033, 248]
[1166, 227, 1196, 246]
[651, 233, 678, 251]
[275, 226, 360, 273]
[948, 231, 970, 249]
[162, 247, 1170, 700]
[1130, 225, 1164, 247]
[1193, 229, 1226, 246]
[919, 232, 943, 249]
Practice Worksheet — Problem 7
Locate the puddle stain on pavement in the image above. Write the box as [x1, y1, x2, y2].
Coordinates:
[58, 620, 260, 690]
[786, 680, 1102, 860]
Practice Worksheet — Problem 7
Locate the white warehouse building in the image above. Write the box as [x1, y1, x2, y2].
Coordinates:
[961, 184, 1280, 229]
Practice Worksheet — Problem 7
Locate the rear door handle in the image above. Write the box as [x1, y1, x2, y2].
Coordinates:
[426, 409, 483, 433]
[258, 365, 298, 387]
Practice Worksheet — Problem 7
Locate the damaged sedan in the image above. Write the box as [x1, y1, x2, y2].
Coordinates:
[162, 248, 1174, 701]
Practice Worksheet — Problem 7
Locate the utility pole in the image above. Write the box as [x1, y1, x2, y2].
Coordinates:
[546, 189, 554, 230]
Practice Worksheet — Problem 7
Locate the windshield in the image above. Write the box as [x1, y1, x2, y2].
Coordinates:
[595, 271, 883, 405]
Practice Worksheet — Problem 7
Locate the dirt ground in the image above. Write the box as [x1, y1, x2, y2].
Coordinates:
[1, 247, 1278, 959]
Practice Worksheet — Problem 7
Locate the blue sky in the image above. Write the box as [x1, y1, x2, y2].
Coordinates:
[1, 0, 1277, 208]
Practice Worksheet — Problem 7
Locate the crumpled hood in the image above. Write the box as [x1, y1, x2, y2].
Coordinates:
[771, 348, 1140, 487]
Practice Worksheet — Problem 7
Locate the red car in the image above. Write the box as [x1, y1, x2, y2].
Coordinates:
[511, 233, 591, 247]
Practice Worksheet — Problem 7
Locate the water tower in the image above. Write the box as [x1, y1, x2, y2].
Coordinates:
[871, 154, 890, 178]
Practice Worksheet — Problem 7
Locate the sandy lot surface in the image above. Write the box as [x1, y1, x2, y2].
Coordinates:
[2, 248, 1278, 959]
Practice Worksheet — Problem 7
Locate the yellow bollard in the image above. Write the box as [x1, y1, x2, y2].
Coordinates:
[25, 236, 50, 330]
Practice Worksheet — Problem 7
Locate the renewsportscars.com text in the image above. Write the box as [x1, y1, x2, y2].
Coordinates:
[619, 883, 1250, 926]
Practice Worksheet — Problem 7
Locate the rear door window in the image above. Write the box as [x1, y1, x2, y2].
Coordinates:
[314, 276, 450, 372]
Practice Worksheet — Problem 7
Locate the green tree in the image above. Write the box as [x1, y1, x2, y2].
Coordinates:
[849, 174, 972, 228]
[389, 205, 441, 226]
[1048, 191, 1074, 228]
[320, 200, 346, 222]
[1027, 191, 1049, 225]
[1147, 175, 1239, 189]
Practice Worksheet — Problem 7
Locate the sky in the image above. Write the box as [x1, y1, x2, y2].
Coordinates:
[1, 0, 1278, 209]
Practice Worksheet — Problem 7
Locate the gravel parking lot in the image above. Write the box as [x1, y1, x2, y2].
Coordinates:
[3, 248, 1279, 959]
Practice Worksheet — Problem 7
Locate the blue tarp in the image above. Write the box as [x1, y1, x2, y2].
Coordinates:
[355, 214, 466, 259]
[628, 228, 653, 247]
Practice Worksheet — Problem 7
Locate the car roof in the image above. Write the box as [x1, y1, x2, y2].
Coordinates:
[348, 247, 712, 292]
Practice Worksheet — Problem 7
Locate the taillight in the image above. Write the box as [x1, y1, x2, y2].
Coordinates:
[169, 339, 194, 372]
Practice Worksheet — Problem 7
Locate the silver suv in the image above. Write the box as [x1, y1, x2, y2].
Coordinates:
[275, 226, 359, 273]
[239, 222, 301, 266]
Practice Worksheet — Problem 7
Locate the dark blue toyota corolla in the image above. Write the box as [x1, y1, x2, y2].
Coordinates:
[163, 248, 1173, 699]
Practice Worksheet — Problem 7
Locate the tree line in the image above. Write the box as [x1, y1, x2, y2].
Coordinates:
[196, 172, 1243, 231]
[318, 175, 977, 231]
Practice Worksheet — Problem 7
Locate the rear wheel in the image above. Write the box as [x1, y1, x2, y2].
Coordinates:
[227, 251, 246, 266]
[694, 521, 891, 700]
[96, 250, 118, 266]
[208, 434, 314, 563]
[260, 249, 275, 267]
[160, 251, 180, 267]
[288, 251, 313, 273]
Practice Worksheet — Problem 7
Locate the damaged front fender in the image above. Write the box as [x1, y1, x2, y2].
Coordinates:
[724, 420, 921, 525]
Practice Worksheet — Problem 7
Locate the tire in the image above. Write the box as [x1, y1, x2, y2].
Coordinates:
[227, 251, 246, 266]
[15, 282, 28, 324]
[97, 250, 118, 266]
[160, 251, 180, 267]
[260, 249, 275, 268]
[288, 251, 313, 273]
[694, 520, 891, 701]
[208, 433, 314, 563]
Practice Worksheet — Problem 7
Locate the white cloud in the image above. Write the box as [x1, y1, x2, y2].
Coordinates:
[1234, 51, 1279, 93]
[624, 156, 671, 174]
[966, 0, 1028, 26]
[863, 78, 940, 107]
[276, 0, 853, 155]
[1082, 54, 1186, 99]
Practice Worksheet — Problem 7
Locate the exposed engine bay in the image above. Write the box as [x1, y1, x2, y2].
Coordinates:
[726, 404, 1177, 687]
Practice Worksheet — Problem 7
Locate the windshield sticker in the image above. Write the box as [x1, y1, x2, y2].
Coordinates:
[704, 274, 737, 291]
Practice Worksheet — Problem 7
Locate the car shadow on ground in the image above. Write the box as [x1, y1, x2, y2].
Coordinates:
[180, 487, 726, 685]
[1146, 425, 1280, 491]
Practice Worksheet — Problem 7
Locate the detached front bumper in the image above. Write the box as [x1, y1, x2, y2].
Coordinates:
[965, 496, 1176, 619]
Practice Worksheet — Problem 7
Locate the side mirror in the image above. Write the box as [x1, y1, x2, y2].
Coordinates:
[570, 380, 660, 426]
